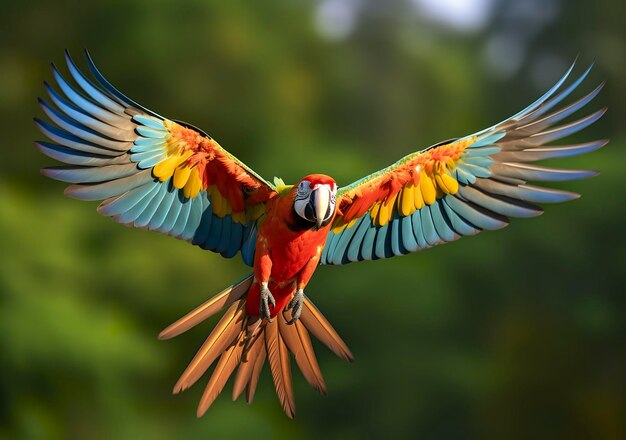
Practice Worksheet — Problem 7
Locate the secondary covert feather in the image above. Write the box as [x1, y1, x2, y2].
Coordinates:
[36, 51, 607, 418]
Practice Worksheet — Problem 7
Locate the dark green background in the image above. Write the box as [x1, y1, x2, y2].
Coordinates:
[1, 0, 624, 438]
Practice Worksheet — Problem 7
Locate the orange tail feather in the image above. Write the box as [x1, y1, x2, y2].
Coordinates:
[160, 273, 353, 418]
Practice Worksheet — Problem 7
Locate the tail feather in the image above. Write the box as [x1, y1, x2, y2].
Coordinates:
[245, 340, 267, 404]
[159, 275, 252, 340]
[197, 329, 246, 417]
[173, 301, 244, 393]
[265, 319, 296, 418]
[161, 274, 352, 418]
[231, 331, 265, 401]
[300, 297, 354, 362]
[278, 316, 327, 395]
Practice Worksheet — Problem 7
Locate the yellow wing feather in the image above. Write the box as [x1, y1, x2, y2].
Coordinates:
[335, 136, 477, 229]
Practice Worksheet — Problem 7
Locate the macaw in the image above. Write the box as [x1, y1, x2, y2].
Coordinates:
[36, 51, 607, 418]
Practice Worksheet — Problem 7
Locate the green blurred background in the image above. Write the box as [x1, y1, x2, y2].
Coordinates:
[1, 0, 624, 438]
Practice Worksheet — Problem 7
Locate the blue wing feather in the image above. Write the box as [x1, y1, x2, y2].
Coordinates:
[222, 221, 243, 258]
[118, 183, 160, 224]
[182, 196, 204, 241]
[430, 204, 456, 242]
[64, 51, 126, 114]
[240, 222, 258, 266]
[374, 224, 390, 260]
[37, 52, 264, 266]
[149, 184, 178, 230]
[204, 215, 223, 251]
[36, 142, 120, 166]
[52, 64, 121, 125]
[346, 215, 372, 262]
[171, 197, 193, 237]
[389, 216, 405, 256]
[322, 62, 605, 265]
[216, 214, 233, 253]
[35, 119, 121, 156]
[136, 183, 168, 227]
[360, 225, 378, 261]
[401, 215, 419, 252]
[192, 204, 214, 248]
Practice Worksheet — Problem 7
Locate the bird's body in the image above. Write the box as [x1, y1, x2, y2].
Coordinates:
[247, 174, 336, 318]
[36, 51, 607, 418]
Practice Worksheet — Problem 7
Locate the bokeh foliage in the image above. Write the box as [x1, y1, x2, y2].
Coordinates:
[1, 0, 624, 439]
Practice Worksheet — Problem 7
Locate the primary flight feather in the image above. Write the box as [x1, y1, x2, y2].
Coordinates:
[36, 51, 607, 418]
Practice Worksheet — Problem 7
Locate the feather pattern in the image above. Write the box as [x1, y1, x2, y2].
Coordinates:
[160, 282, 353, 417]
[36, 51, 276, 266]
[245, 339, 267, 404]
[196, 330, 246, 417]
[36, 52, 607, 420]
[278, 313, 327, 394]
[265, 319, 296, 418]
[322, 61, 606, 264]
[159, 275, 253, 340]
[300, 296, 354, 361]
[173, 301, 244, 394]
[231, 328, 265, 401]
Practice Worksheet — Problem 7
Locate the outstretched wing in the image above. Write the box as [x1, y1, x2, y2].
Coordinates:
[322, 62, 607, 265]
[36, 51, 276, 266]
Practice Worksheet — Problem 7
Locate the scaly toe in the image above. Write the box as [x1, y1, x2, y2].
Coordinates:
[259, 285, 276, 321]
[287, 290, 304, 324]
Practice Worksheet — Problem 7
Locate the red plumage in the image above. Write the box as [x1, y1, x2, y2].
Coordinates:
[36, 53, 604, 419]
[246, 174, 337, 317]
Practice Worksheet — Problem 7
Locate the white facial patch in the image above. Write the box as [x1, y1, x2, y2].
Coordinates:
[293, 181, 337, 225]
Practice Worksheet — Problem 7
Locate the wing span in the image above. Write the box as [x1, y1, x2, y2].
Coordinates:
[36, 51, 276, 266]
[322, 62, 607, 265]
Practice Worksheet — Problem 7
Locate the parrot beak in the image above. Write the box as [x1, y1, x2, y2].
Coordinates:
[311, 186, 330, 230]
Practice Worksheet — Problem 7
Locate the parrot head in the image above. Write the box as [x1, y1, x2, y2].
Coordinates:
[293, 174, 337, 230]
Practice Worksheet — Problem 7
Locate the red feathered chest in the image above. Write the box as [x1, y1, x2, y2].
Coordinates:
[258, 191, 334, 283]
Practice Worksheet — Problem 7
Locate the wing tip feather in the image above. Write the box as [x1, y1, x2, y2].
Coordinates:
[62, 184, 83, 199]
[40, 167, 62, 180]
[586, 170, 600, 179]
[34, 141, 48, 156]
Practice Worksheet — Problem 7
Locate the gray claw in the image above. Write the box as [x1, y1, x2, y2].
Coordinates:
[259, 284, 276, 321]
[287, 289, 304, 324]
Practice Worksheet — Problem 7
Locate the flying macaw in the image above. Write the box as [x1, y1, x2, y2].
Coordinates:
[36, 51, 607, 418]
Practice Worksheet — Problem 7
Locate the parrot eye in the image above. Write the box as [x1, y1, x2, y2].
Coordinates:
[296, 181, 311, 200]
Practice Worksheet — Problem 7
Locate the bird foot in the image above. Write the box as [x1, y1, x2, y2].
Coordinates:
[286, 289, 304, 324]
[259, 283, 276, 321]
